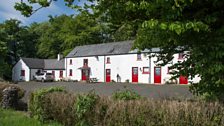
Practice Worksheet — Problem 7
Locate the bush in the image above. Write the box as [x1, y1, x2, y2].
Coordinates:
[75, 91, 99, 126]
[42, 92, 77, 126]
[0, 83, 25, 102]
[28, 88, 224, 126]
[28, 86, 65, 122]
[112, 90, 141, 100]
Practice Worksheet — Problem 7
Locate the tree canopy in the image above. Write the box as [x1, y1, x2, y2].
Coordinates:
[10, 0, 224, 99]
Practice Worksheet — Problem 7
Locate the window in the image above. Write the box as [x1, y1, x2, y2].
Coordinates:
[137, 53, 141, 60]
[106, 57, 110, 64]
[52, 71, 55, 78]
[178, 53, 184, 59]
[20, 70, 25, 76]
[142, 67, 150, 74]
[60, 71, 63, 78]
[70, 59, 72, 65]
[83, 59, 88, 66]
[69, 69, 73, 76]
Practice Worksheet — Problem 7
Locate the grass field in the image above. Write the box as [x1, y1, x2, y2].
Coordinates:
[0, 109, 61, 126]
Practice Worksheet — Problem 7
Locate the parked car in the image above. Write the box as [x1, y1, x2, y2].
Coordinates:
[34, 72, 54, 82]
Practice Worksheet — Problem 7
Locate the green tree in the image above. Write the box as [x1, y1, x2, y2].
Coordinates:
[93, 0, 224, 99]
[33, 13, 110, 58]
[14, 0, 224, 99]
[0, 19, 38, 79]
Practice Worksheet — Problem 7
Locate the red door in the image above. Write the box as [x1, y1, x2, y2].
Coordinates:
[59, 71, 63, 78]
[179, 75, 188, 84]
[106, 69, 111, 82]
[82, 69, 89, 81]
[132, 67, 138, 83]
[154, 67, 161, 84]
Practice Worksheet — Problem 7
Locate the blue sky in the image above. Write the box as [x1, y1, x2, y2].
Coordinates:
[0, 0, 83, 26]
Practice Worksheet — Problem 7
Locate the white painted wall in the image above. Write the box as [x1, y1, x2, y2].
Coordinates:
[66, 53, 150, 83]
[45, 70, 66, 81]
[150, 53, 201, 84]
[105, 53, 150, 83]
[66, 56, 105, 82]
[12, 59, 30, 81]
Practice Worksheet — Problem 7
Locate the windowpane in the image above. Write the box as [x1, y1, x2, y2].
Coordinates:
[155, 68, 161, 75]
[106, 57, 110, 63]
[69, 69, 72, 76]
[84, 59, 88, 66]
[60, 71, 63, 78]
[137, 53, 141, 60]
[70, 59, 72, 65]
[143, 67, 150, 74]
[20, 70, 25, 76]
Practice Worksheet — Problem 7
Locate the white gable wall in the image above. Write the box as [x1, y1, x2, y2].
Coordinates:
[12, 59, 30, 81]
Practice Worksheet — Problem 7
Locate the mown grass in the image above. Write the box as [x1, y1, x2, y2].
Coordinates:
[0, 108, 61, 126]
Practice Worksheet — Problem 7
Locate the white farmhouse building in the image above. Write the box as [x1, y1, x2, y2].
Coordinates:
[12, 40, 200, 84]
[65, 40, 200, 84]
[12, 56, 65, 82]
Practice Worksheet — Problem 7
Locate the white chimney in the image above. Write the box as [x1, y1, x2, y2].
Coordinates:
[57, 54, 63, 61]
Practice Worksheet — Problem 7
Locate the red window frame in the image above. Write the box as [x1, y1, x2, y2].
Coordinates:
[60, 71, 63, 78]
[20, 70, 25, 76]
[142, 67, 150, 74]
[178, 53, 184, 59]
[52, 71, 55, 78]
[83, 59, 88, 66]
[69, 69, 72, 76]
[137, 53, 142, 61]
[106, 57, 110, 64]
[70, 59, 72, 65]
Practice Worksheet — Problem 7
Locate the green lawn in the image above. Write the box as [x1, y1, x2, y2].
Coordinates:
[0, 109, 61, 126]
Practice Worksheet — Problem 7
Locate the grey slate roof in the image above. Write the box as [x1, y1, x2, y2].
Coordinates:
[44, 59, 65, 70]
[21, 58, 44, 69]
[21, 58, 65, 70]
[66, 40, 134, 57]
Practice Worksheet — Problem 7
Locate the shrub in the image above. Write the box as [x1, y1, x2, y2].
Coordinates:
[74, 91, 99, 126]
[112, 90, 141, 100]
[0, 83, 25, 102]
[28, 88, 224, 126]
[42, 92, 77, 126]
[28, 86, 65, 122]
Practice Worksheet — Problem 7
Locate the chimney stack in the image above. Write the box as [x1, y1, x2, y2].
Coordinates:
[57, 54, 63, 61]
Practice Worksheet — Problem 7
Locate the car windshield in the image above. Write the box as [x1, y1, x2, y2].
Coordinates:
[46, 73, 52, 75]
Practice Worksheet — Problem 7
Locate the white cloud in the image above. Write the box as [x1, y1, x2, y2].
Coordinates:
[0, 0, 73, 25]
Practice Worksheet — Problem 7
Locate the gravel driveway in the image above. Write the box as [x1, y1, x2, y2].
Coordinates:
[17, 82, 194, 102]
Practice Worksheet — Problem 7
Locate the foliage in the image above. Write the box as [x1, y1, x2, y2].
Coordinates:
[0, 19, 38, 80]
[0, 108, 61, 126]
[28, 90, 224, 126]
[13, 0, 224, 99]
[28, 86, 65, 122]
[41, 92, 77, 126]
[91, 0, 224, 100]
[74, 91, 98, 126]
[112, 90, 141, 100]
[30, 13, 110, 58]
[0, 83, 25, 103]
